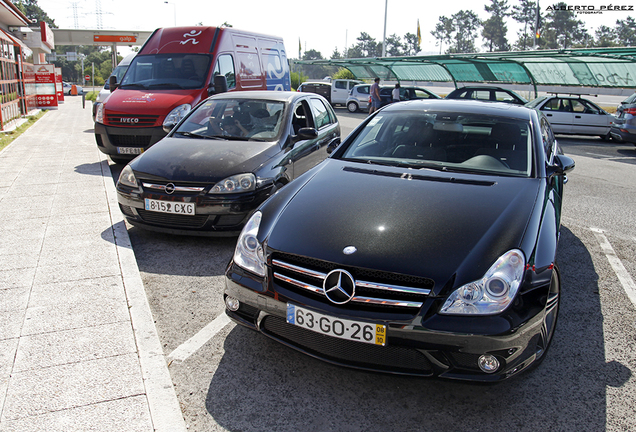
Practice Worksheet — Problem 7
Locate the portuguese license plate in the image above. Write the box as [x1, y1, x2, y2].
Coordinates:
[117, 147, 143, 155]
[144, 198, 195, 215]
[286, 303, 386, 346]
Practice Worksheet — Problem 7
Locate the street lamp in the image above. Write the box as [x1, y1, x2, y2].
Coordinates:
[164, 1, 176, 27]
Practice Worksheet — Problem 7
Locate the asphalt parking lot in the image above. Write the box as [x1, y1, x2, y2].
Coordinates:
[109, 108, 636, 431]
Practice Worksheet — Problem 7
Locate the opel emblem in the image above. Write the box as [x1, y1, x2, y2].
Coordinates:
[323, 269, 356, 305]
[164, 183, 176, 194]
[343, 246, 357, 255]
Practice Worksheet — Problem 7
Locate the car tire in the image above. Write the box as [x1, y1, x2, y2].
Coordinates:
[347, 101, 359, 113]
[532, 264, 560, 368]
[600, 132, 612, 141]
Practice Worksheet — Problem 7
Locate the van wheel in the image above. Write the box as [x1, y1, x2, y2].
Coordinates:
[347, 101, 359, 113]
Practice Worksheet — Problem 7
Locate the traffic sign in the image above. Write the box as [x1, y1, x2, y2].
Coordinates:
[85, 75, 90, 81]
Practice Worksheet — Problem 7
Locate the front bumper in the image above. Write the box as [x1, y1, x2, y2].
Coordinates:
[117, 186, 275, 236]
[224, 262, 550, 382]
[94, 122, 167, 158]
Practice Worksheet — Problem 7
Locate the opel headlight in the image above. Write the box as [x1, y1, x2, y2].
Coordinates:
[117, 164, 138, 188]
[440, 250, 525, 315]
[163, 104, 191, 128]
[210, 173, 256, 194]
[95, 103, 105, 124]
[234, 212, 266, 277]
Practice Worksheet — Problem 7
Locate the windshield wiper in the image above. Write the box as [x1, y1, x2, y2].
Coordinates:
[148, 83, 184, 89]
[175, 131, 208, 139]
[119, 83, 148, 90]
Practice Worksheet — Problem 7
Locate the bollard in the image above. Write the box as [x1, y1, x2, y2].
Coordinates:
[82, 92, 85, 109]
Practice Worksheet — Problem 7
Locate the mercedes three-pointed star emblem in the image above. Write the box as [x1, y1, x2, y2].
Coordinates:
[323, 269, 356, 304]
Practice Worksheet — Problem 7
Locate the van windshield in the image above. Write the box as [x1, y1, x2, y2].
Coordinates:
[120, 54, 211, 90]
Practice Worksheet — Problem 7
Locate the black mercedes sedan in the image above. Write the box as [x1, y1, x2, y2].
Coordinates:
[116, 91, 340, 235]
[224, 99, 575, 381]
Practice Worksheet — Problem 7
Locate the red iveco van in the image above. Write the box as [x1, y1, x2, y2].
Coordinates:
[95, 26, 291, 163]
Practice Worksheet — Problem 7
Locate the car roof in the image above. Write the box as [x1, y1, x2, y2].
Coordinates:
[380, 98, 535, 120]
[209, 90, 324, 104]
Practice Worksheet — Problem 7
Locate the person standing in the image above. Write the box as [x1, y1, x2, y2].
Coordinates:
[369, 77, 381, 114]
[392, 83, 401, 103]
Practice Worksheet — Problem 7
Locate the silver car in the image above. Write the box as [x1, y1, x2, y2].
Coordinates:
[345, 84, 371, 113]
[526, 95, 614, 140]
[610, 92, 636, 145]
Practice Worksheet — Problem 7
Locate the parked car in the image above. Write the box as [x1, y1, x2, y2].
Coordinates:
[298, 79, 362, 106]
[116, 91, 340, 235]
[345, 84, 372, 112]
[446, 86, 528, 105]
[609, 92, 636, 145]
[62, 82, 83, 95]
[224, 99, 575, 381]
[526, 94, 614, 140]
[379, 86, 441, 105]
[93, 53, 135, 120]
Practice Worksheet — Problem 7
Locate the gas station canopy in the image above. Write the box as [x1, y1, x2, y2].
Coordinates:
[296, 47, 636, 96]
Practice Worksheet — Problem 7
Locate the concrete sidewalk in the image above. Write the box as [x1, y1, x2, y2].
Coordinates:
[0, 97, 186, 431]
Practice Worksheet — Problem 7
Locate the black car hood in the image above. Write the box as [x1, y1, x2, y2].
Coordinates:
[130, 136, 279, 182]
[265, 160, 541, 292]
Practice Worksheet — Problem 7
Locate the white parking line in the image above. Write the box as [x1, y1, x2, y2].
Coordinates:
[591, 227, 636, 308]
[168, 313, 234, 362]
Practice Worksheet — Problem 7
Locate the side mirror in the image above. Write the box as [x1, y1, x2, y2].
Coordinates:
[548, 154, 575, 177]
[109, 75, 118, 91]
[209, 75, 228, 96]
[296, 127, 318, 139]
[163, 123, 177, 134]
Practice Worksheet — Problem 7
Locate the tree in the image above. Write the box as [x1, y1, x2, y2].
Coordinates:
[349, 32, 381, 58]
[430, 17, 453, 54]
[403, 32, 420, 56]
[302, 49, 323, 61]
[331, 48, 342, 59]
[482, 0, 511, 52]
[385, 34, 404, 56]
[616, 17, 636, 47]
[449, 11, 481, 54]
[15, 0, 57, 27]
[542, 2, 588, 49]
[332, 68, 356, 80]
[594, 26, 618, 47]
[511, 0, 538, 50]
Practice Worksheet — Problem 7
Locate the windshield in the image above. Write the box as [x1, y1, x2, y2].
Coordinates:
[340, 111, 533, 177]
[175, 98, 286, 141]
[120, 54, 211, 90]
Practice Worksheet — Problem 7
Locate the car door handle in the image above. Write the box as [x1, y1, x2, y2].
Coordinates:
[575, 115, 581, 118]
[546, 113, 553, 117]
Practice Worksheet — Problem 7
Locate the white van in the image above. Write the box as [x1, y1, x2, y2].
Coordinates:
[298, 78, 362, 106]
[331, 79, 362, 105]
[92, 53, 135, 120]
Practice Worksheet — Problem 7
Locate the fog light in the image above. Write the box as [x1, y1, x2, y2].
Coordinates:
[225, 296, 240, 312]
[478, 354, 500, 373]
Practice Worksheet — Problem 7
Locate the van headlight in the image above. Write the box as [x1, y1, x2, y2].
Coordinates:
[95, 103, 105, 124]
[234, 212, 266, 277]
[440, 250, 525, 315]
[163, 104, 191, 127]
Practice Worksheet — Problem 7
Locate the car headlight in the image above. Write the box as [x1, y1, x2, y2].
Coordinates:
[117, 164, 138, 188]
[95, 103, 105, 124]
[163, 104, 191, 128]
[440, 249, 525, 315]
[234, 211, 266, 277]
[209, 173, 256, 194]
